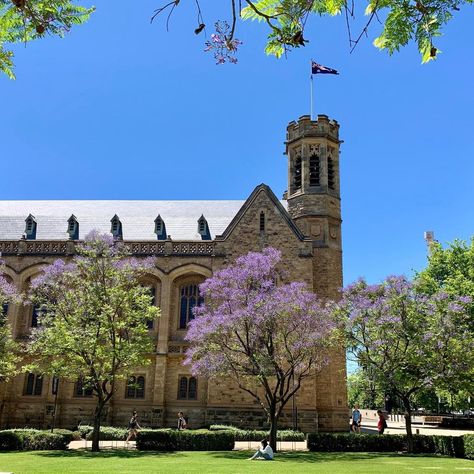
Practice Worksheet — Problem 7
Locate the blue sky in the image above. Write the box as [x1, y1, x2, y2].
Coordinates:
[1, 0, 473, 285]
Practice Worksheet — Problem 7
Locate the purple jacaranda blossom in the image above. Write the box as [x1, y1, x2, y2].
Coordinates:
[204, 21, 242, 65]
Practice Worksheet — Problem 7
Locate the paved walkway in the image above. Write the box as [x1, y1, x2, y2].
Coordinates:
[361, 419, 474, 437]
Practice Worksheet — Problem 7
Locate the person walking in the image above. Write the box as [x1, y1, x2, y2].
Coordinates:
[377, 409, 388, 435]
[248, 439, 274, 460]
[177, 411, 187, 430]
[126, 410, 141, 442]
[351, 405, 362, 433]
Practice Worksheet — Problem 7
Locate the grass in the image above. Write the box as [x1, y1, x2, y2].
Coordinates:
[0, 450, 472, 473]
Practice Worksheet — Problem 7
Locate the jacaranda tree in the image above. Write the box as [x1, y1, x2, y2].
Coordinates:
[28, 231, 159, 452]
[337, 275, 473, 452]
[184, 247, 336, 451]
[0, 262, 20, 381]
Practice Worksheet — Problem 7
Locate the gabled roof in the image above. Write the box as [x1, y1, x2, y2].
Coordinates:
[0, 193, 291, 241]
[216, 184, 307, 241]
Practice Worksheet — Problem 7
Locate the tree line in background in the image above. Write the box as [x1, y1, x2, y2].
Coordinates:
[0, 233, 473, 452]
[1, 0, 472, 77]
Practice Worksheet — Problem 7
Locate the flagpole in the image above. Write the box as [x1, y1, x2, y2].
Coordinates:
[310, 59, 313, 120]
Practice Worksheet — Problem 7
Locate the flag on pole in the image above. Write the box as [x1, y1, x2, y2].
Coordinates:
[311, 61, 339, 75]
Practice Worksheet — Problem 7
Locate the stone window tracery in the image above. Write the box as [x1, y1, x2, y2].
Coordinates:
[177, 376, 197, 400]
[25, 373, 43, 396]
[179, 284, 202, 329]
[126, 375, 145, 399]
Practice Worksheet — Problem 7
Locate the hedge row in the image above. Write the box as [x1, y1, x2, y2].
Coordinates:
[307, 433, 474, 459]
[0, 429, 69, 451]
[209, 425, 305, 441]
[136, 429, 235, 451]
[85, 426, 128, 441]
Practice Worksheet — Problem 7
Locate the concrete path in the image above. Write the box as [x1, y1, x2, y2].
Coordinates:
[360, 419, 474, 437]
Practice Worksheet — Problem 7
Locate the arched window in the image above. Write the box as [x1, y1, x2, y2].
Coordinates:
[179, 284, 202, 329]
[177, 376, 198, 400]
[309, 154, 320, 186]
[126, 375, 145, 399]
[259, 212, 265, 232]
[146, 286, 156, 330]
[25, 373, 43, 396]
[293, 157, 302, 192]
[31, 304, 40, 328]
[328, 156, 335, 190]
[75, 377, 93, 397]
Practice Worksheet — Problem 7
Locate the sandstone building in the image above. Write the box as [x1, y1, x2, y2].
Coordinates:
[0, 115, 347, 432]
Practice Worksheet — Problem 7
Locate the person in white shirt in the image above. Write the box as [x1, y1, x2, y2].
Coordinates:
[248, 439, 274, 460]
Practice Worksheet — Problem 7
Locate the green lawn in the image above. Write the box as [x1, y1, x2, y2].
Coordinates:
[0, 450, 472, 474]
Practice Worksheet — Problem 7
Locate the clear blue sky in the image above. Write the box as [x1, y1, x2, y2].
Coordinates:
[1, 1, 473, 285]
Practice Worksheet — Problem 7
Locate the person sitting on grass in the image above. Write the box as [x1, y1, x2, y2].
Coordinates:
[248, 438, 274, 460]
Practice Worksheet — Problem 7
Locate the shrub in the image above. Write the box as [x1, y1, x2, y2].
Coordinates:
[49, 429, 81, 443]
[78, 425, 93, 438]
[0, 429, 68, 451]
[136, 429, 234, 451]
[307, 433, 406, 452]
[85, 426, 127, 441]
[463, 434, 474, 460]
[208, 425, 305, 441]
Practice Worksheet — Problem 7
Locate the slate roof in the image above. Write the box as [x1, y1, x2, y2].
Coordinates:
[0, 199, 288, 241]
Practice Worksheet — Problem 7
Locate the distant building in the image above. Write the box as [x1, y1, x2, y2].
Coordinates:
[0, 115, 347, 432]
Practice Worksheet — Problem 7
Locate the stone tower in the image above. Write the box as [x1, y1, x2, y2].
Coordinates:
[285, 114, 347, 430]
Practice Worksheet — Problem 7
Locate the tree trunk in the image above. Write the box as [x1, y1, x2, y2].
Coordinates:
[402, 397, 414, 453]
[91, 401, 105, 452]
[268, 407, 278, 452]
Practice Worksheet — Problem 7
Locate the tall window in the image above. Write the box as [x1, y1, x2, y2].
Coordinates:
[328, 156, 335, 190]
[177, 376, 197, 400]
[179, 284, 202, 329]
[146, 286, 156, 330]
[31, 304, 39, 327]
[309, 154, 320, 186]
[293, 156, 302, 192]
[25, 373, 43, 396]
[2, 303, 8, 317]
[126, 375, 145, 399]
[75, 377, 93, 397]
[259, 212, 265, 232]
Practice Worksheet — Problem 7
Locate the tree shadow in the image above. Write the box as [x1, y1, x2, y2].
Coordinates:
[34, 449, 182, 459]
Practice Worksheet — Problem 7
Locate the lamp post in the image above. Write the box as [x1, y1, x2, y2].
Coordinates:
[51, 376, 60, 433]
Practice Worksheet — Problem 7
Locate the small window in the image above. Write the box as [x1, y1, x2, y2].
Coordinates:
[259, 212, 265, 232]
[75, 378, 93, 397]
[309, 154, 320, 186]
[67, 215, 79, 240]
[25, 373, 43, 396]
[154, 215, 167, 240]
[178, 376, 197, 400]
[197, 216, 211, 240]
[293, 157, 302, 192]
[328, 156, 335, 190]
[24, 215, 37, 240]
[110, 215, 123, 240]
[179, 284, 203, 329]
[126, 375, 145, 399]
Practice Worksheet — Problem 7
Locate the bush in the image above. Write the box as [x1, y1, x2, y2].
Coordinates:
[78, 425, 93, 438]
[209, 425, 305, 441]
[463, 434, 474, 460]
[49, 429, 81, 443]
[307, 433, 406, 452]
[136, 429, 235, 451]
[85, 426, 127, 441]
[0, 429, 69, 451]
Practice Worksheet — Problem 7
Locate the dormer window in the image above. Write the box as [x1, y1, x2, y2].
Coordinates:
[259, 211, 265, 232]
[197, 216, 211, 240]
[24, 215, 37, 240]
[154, 215, 167, 240]
[110, 215, 123, 240]
[67, 215, 79, 240]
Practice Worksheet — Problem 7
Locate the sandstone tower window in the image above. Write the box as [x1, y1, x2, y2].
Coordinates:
[110, 214, 123, 240]
[259, 212, 265, 232]
[154, 215, 167, 240]
[126, 375, 145, 399]
[24, 214, 37, 240]
[293, 157, 302, 192]
[25, 373, 43, 396]
[177, 376, 197, 400]
[67, 214, 79, 240]
[179, 284, 202, 329]
[75, 377, 93, 397]
[328, 156, 335, 190]
[309, 154, 320, 186]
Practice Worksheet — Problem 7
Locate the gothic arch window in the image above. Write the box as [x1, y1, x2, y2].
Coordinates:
[126, 375, 145, 399]
[177, 376, 197, 400]
[259, 211, 265, 232]
[25, 373, 43, 396]
[293, 156, 302, 192]
[328, 155, 335, 190]
[309, 154, 320, 186]
[179, 283, 203, 329]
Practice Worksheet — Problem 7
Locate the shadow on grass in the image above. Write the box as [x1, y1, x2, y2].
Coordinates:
[34, 450, 182, 459]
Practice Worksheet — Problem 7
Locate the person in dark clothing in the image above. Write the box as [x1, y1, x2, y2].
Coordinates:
[177, 411, 187, 430]
[126, 410, 141, 442]
[377, 409, 387, 435]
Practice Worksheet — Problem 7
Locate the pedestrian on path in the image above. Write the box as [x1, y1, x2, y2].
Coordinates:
[351, 405, 362, 433]
[377, 409, 387, 435]
[126, 410, 141, 442]
[177, 411, 187, 430]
